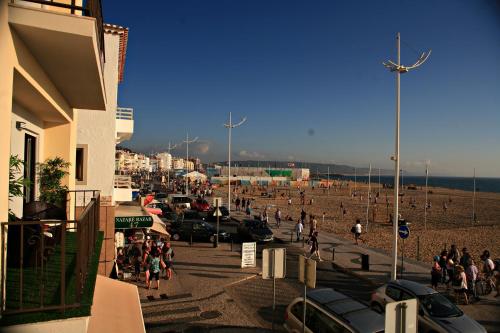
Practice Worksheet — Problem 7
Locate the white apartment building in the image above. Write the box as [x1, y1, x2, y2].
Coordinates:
[157, 152, 172, 171]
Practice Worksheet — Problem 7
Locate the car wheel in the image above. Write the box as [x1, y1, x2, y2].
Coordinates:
[172, 233, 180, 241]
[209, 235, 215, 243]
[371, 302, 384, 314]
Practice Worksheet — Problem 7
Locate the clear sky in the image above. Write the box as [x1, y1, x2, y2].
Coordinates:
[103, 0, 500, 177]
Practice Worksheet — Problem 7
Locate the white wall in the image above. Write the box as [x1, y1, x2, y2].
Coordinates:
[9, 102, 45, 218]
[76, 32, 120, 202]
[3, 316, 89, 333]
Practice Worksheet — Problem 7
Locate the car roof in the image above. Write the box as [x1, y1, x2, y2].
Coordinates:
[389, 279, 436, 296]
[307, 288, 385, 332]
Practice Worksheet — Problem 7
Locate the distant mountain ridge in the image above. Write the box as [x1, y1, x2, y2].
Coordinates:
[213, 160, 395, 176]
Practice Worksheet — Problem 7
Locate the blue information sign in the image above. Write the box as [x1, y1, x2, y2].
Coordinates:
[398, 225, 410, 239]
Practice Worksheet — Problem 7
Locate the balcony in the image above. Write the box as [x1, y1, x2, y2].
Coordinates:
[8, 0, 106, 110]
[0, 191, 102, 327]
[114, 175, 133, 202]
[115, 107, 134, 144]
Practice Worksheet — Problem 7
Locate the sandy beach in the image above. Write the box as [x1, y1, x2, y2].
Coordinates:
[215, 181, 500, 264]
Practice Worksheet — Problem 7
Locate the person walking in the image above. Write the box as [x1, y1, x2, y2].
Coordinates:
[308, 231, 322, 261]
[439, 250, 448, 284]
[445, 258, 455, 290]
[275, 208, 282, 228]
[300, 209, 307, 224]
[448, 244, 460, 263]
[352, 219, 363, 245]
[453, 265, 468, 305]
[241, 197, 246, 210]
[162, 242, 175, 280]
[309, 215, 317, 238]
[235, 197, 241, 211]
[459, 247, 471, 269]
[466, 258, 478, 300]
[431, 256, 442, 290]
[147, 251, 161, 290]
[295, 220, 303, 242]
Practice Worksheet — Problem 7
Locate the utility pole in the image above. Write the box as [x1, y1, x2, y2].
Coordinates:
[224, 112, 247, 215]
[472, 168, 476, 224]
[183, 133, 198, 195]
[166, 141, 178, 191]
[366, 164, 372, 231]
[424, 161, 429, 230]
[383, 32, 430, 280]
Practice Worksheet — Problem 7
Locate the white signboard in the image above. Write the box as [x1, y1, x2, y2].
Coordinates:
[241, 242, 257, 268]
[298, 255, 316, 288]
[213, 208, 222, 217]
[385, 299, 418, 333]
[262, 248, 286, 279]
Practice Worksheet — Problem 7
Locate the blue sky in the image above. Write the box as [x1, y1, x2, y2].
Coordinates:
[103, 0, 500, 177]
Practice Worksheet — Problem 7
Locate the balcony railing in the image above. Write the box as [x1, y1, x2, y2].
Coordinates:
[0, 190, 101, 318]
[114, 175, 132, 189]
[116, 107, 133, 120]
[11, 0, 105, 64]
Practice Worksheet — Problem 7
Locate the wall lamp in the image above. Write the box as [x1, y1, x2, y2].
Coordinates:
[16, 121, 27, 131]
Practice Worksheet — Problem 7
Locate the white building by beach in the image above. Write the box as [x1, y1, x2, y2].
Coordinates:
[157, 152, 172, 170]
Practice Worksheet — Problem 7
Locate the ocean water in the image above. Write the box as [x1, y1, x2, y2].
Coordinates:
[333, 176, 500, 194]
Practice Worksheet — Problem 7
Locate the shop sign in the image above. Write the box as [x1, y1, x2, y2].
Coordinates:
[115, 216, 153, 229]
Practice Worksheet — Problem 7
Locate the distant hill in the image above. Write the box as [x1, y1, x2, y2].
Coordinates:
[212, 160, 395, 176]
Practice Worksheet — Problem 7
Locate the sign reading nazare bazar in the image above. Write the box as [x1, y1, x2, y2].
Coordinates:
[115, 216, 153, 229]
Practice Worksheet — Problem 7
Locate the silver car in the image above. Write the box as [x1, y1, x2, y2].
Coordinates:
[284, 288, 385, 333]
[370, 280, 486, 333]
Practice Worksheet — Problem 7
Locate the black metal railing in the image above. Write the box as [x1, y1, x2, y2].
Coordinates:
[0, 191, 100, 315]
[10, 0, 105, 63]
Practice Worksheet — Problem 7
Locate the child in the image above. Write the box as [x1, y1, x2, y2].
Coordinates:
[148, 251, 161, 290]
[431, 256, 442, 290]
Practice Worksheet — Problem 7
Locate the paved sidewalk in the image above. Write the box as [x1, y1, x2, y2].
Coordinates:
[232, 210, 429, 287]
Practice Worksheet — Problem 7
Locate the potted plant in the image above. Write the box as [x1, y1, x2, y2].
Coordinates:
[38, 157, 70, 208]
[8, 155, 30, 221]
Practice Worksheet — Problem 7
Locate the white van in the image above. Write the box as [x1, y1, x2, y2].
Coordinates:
[167, 194, 192, 209]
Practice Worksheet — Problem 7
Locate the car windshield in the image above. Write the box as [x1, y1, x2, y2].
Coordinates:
[418, 293, 462, 318]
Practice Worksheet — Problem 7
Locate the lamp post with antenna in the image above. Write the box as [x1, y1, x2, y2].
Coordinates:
[224, 112, 247, 216]
[166, 141, 179, 191]
[183, 133, 198, 195]
[383, 32, 431, 280]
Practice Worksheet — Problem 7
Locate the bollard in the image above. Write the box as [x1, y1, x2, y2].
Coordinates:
[302, 236, 305, 248]
[417, 236, 420, 261]
[213, 234, 217, 248]
[361, 254, 369, 271]
[332, 247, 335, 262]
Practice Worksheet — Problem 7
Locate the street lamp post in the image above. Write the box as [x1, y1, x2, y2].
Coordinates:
[224, 112, 247, 216]
[166, 141, 178, 191]
[383, 32, 430, 280]
[183, 133, 198, 195]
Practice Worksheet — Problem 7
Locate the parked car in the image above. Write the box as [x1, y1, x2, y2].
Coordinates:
[168, 220, 229, 243]
[154, 192, 168, 203]
[168, 194, 192, 209]
[205, 206, 230, 222]
[371, 279, 486, 333]
[284, 288, 385, 333]
[191, 198, 211, 212]
[237, 219, 273, 242]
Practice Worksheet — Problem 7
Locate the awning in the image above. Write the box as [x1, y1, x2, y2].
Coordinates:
[87, 275, 145, 333]
[149, 215, 170, 236]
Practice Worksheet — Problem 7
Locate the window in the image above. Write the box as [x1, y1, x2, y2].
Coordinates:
[76, 144, 88, 184]
[386, 286, 402, 301]
[292, 301, 352, 333]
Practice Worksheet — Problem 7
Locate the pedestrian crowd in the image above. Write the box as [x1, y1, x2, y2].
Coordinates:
[431, 245, 499, 304]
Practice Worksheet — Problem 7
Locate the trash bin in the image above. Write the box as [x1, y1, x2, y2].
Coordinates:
[361, 254, 369, 271]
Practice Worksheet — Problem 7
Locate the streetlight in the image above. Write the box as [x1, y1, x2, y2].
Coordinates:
[224, 112, 247, 216]
[183, 133, 198, 195]
[383, 32, 431, 280]
[166, 141, 179, 191]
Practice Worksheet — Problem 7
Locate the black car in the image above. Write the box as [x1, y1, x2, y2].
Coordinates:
[204, 206, 230, 222]
[168, 220, 229, 243]
[162, 209, 203, 222]
[237, 219, 274, 243]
